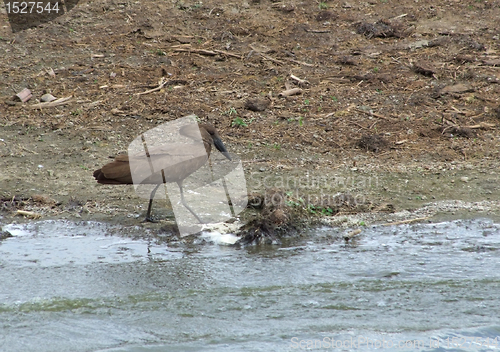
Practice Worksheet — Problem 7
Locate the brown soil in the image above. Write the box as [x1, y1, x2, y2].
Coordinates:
[1, 0, 499, 234]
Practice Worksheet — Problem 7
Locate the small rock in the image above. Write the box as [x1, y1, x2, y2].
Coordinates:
[357, 134, 389, 153]
[259, 167, 266, 172]
[460, 176, 469, 183]
[407, 40, 429, 49]
[438, 83, 474, 95]
[0, 230, 13, 241]
[245, 98, 270, 112]
[41, 93, 57, 102]
[356, 20, 403, 38]
[412, 61, 435, 77]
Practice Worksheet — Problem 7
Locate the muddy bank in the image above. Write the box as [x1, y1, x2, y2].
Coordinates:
[1, 121, 499, 243]
[1, 0, 499, 239]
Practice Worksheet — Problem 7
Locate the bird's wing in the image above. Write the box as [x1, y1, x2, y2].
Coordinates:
[124, 143, 209, 184]
[130, 143, 208, 172]
[100, 155, 134, 183]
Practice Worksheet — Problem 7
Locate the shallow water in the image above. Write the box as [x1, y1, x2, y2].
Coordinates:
[1, 218, 499, 352]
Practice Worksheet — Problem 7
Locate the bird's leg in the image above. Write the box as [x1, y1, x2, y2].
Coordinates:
[208, 155, 235, 217]
[177, 181, 204, 224]
[143, 183, 162, 223]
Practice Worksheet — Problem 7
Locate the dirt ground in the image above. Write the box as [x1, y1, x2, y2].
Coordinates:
[1, 0, 499, 235]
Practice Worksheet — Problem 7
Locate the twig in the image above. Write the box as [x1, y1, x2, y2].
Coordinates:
[381, 216, 431, 226]
[390, 13, 407, 20]
[290, 74, 310, 86]
[137, 77, 168, 96]
[450, 106, 467, 114]
[30, 96, 73, 109]
[286, 58, 314, 67]
[174, 48, 217, 56]
[249, 44, 285, 65]
[260, 52, 285, 65]
[305, 29, 331, 33]
[213, 49, 243, 59]
[350, 121, 369, 130]
[465, 122, 495, 129]
[344, 229, 362, 242]
[355, 108, 391, 120]
[278, 88, 302, 97]
[22, 146, 38, 154]
[174, 47, 243, 59]
[16, 210, 42, 219]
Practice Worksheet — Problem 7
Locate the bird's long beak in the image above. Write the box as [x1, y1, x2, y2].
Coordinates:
[213, 137, 232, 161]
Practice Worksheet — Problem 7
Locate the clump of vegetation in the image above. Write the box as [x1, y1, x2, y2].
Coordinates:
[226, 107, 255, 127]
[318, 2, 328, 10]
[287, 116, 304, 126]
[232, 117, 248, 127]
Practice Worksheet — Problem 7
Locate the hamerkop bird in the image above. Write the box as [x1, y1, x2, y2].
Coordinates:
[93, 123, 231, 223]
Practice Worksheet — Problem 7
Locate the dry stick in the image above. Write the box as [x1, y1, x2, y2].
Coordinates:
[286, 58, 314, 67]
[442, 121, 495, 134]
[278, 88, 302, 97]
[137, 84, 166, 96]
[355, 108, 391, 120]
[173, 48, 217, 56]
[468, 112, 484, 120]
[350, 121, 369, 130]
[137, 78, 168, 96]
[441, 126, 454, 135]
[174, 47, 242, 59]
[30, 96, 73, 109]
[213, 49, 243, 59]
[381, 216, 431, 226]
[248, 44, 285, 65]
[16, 210, 42, 219]
[22, 146, 38, 154]
[260, 52, 285, 65]
[305, 29, 331, 33]
[390, 13, 408, 20]
[344, 229, 362, 242]
[450, 105, 467, 114]
[290, 74, 309, 85]
[170, 44, 192, 49]
[248, 44, 312, 66]
[465, 122, 495, 129]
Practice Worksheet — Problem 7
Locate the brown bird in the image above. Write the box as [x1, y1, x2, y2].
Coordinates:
[93, 123, 232, 223]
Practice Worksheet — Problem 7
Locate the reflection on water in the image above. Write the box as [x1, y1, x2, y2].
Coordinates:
[0, 219, 499, 352]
